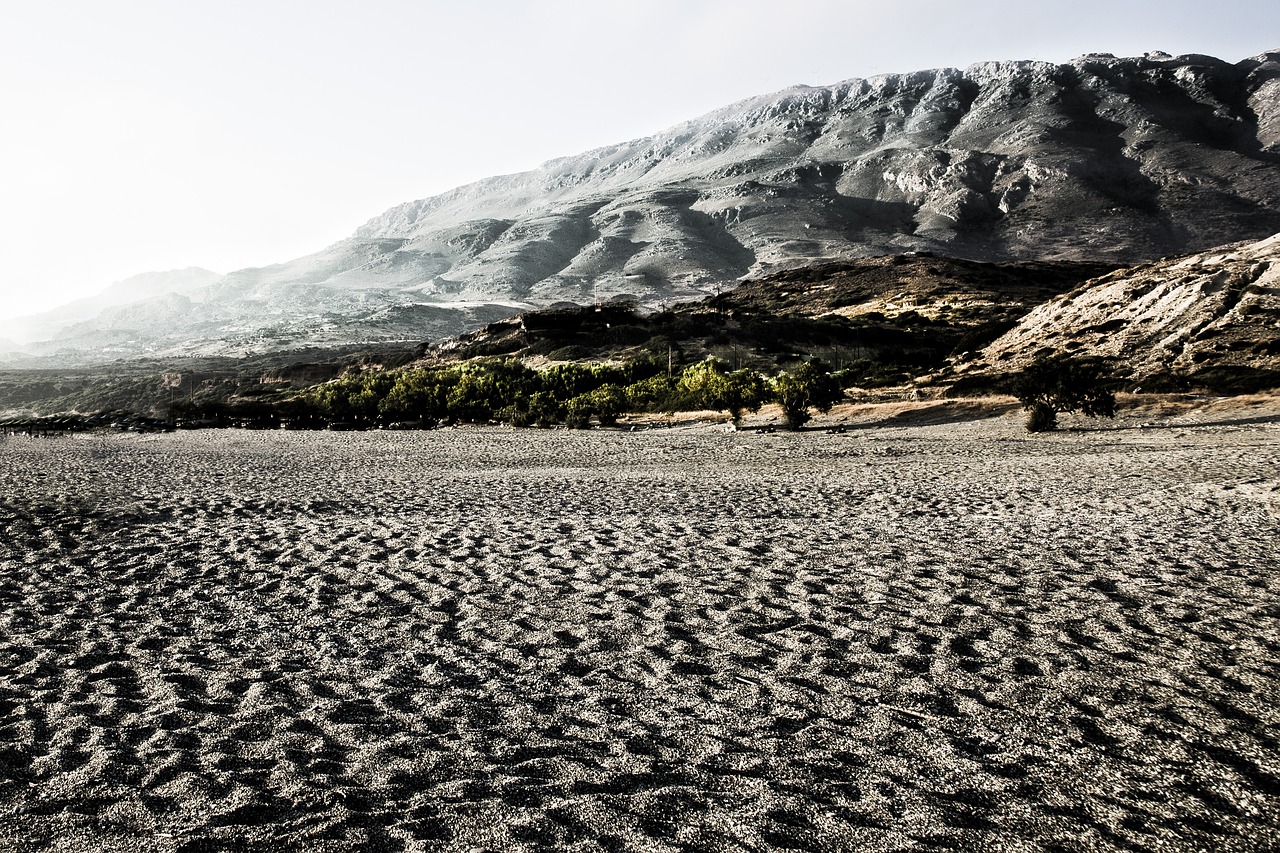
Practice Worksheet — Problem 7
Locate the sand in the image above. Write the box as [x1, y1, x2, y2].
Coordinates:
[1, 399, 1278, 852]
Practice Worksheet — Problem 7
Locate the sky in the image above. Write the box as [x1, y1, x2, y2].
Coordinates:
[0, 0, 1275, 323]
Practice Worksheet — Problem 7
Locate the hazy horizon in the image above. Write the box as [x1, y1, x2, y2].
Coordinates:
[1, 0, 1275, 327]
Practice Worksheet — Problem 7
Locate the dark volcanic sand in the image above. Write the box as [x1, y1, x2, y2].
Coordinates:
[1, 402, 1278, 851]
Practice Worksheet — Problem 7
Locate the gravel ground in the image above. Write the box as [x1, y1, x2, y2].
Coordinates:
[1, 398, 1278, 851]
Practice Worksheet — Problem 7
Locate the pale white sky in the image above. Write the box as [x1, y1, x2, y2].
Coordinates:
[0, 0, 1275, 321]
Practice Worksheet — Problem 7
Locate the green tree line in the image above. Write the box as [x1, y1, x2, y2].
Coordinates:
[197, 357, 849, 431]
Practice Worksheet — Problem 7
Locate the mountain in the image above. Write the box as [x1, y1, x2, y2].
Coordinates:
[9, 48, 1280, 366]
[85, 267, 224, 307]
[0, 268, 221, 345]
[3, 235, 1277, 417]
[966, 232, 1280, 391]
[354, 49, 1280, 296]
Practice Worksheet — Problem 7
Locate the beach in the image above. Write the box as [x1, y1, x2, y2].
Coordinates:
[1, 398, 1278, 851]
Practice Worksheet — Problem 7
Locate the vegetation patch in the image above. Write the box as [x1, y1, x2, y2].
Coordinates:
[1012, 356, 1117, 432]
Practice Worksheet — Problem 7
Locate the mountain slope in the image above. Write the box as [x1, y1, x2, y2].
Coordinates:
[11, 48, 1280, 365]
[350, 49, 1280, 298]
[437, 255, 1115, 387]
[970, 232, 1280, 390]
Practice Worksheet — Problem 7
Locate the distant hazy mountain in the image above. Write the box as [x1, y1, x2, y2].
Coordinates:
[0, 268, 221, 345]
[9, 48, 1280, 366]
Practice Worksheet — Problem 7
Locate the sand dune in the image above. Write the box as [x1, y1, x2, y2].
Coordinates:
[1, 401, 1278, 851]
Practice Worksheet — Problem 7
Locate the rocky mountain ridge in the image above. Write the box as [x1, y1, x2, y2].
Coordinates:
[5, 48, 1280, 366]
[351, 49, 1280, 291]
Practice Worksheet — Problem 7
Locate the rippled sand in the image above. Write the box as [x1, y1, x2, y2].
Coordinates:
[1, 400, 1278, 851]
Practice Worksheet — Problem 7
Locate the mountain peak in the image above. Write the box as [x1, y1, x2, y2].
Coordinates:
[10, 48, 1280, 365]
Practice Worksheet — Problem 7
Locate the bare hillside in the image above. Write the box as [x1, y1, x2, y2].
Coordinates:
[972, 232, 1280, 389]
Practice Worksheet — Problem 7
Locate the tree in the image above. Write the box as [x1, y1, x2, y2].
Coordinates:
[623, 374, 677, 413]
[561, 384, 628, 428]
[1012, 355, 1116, 432]
[379, 368, 452, 422]
[675, 360, 727, 412]
[305, 373, 391, 423]
[671, 360, 769, 423]
[446, 366, 502, 422]
[482, 358, 540, 404]
[584, 384, 628, 426]
[541, 363, 607, 402]
[721, 369, 768, 425]
[773, 358, 844, 430]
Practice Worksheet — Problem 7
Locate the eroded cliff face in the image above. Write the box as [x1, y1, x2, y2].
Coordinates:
[11, 49, 1280, 364]
[972, 232, 1280, 385]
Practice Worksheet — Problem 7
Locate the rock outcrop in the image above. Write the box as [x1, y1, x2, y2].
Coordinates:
[972, 232, 1280, 388]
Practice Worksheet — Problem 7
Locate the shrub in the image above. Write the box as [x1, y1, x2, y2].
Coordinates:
[541, 362, 615, 401]
[548, 344, 592, 361]
[378, 368, 452, 421]
[623, 374, 677, 412]
[585, 384, 628, 426]
[528, 392, 563, 427]
[564, 397, 593, 429]
[496, 403, 534, 427]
